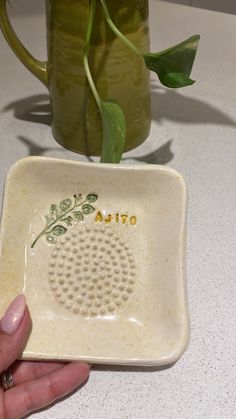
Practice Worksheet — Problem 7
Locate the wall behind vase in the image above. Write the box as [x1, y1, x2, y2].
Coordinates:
[161, 0, 236, 14]
[8, 0, 236, 15]
[7, 0, 44, 14]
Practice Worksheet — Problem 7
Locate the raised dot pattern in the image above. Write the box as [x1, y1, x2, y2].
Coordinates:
[48, 226, 136, 317]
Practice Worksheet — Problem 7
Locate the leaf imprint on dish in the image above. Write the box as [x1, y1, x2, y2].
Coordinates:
[31, 193, 98, 248]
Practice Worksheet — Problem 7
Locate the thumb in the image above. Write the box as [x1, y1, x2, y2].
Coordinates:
[0, 295, 31, 372]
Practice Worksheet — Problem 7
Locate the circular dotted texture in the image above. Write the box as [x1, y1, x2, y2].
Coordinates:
[48, 225, 137, 317]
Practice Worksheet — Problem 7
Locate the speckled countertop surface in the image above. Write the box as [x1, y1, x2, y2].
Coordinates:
[0, 1, 235, 418]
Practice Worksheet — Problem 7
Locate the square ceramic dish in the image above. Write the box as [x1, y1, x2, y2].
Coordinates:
[0, 157, 189, 366]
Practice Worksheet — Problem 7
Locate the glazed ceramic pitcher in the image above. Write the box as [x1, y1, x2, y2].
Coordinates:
[0, 0, 151, 156]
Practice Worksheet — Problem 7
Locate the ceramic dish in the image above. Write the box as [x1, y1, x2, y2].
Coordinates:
[0, 157, 189, 366]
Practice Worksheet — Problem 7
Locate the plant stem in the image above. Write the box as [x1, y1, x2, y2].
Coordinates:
[83, 0, 101, 110]
[100, 0, 143, 58]
[31, 198, 86, 248]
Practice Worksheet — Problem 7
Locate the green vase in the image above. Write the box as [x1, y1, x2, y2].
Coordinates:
[0, 0, 151, 156]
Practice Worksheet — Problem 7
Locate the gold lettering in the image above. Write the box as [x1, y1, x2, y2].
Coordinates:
[105, 214, 112, 224]
[95, 211, 137, 225]
[121, 214, 128, 224]
[130, 216, 137, 225]
[95, 211, 103, 222]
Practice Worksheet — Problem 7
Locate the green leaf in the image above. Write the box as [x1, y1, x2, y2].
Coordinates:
[52, 225, 67, 236]
[45, 214, 54, 225]
[158, 72, 195, 88]
[82, 204, 95, 215]
[86, 193, 98, 203]
[143, 35, 200, 88]
[62, 216, 73, 226]
[74, 194, 82, 206]
[59, 199, 72, 211]
[100, 99, 126, 163]
[46, 234, 57, 244]
[50, 204, 57, 212]
[50, 204, 58, 216]
[73, 211, 84, 221]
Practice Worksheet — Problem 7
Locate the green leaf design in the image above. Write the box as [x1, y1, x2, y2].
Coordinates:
[59, 199, 72, 211]
[45, 214, 54, 225]
[74, 194, 83, 206]
[86, 193, 98, 203]
[62, 216, 73, 226]
[52, 225, 67, 236]
[82, 204, 95, 215]
[46, 235, 57, 244]
[31, 193, 99, 247]
[100, 99, 126, 163]
[73, 211, 84, 221]
[50, 204, 58, 215]
[143, 35, 200, 88]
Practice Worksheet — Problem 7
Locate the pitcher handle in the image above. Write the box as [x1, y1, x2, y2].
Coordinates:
[0, 0, 48, 87]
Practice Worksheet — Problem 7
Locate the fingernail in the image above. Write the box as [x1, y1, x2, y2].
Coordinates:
[0, 294, 26, 334]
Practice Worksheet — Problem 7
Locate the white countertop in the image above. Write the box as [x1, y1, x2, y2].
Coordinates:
[0, 1, 235, 418]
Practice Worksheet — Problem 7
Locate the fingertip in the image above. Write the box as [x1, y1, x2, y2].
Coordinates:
[75, 361, 91, 374]
[0, 299, 32, 371]
[21, 305, 32, 334]
[82, 362, 91, 379]
[0, 294, 26, 335]
[69, 362, 91, 384]
[9, 304, 32, 352]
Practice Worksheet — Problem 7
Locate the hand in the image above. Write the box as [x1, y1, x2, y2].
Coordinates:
[0, 295, 90, 419]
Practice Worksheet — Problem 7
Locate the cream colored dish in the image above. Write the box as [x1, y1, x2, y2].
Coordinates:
[0, 157, 189, 366]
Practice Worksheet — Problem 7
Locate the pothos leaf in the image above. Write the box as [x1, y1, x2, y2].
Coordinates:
[82, 204, 95, 215]
[52, 225, 67, 236]
[86, 193, 98, 203]
[157, 72, 195, 88]
[100, 99, 126, 163]
[143, 35, 200, 88]
[59, 199, 72, 211]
